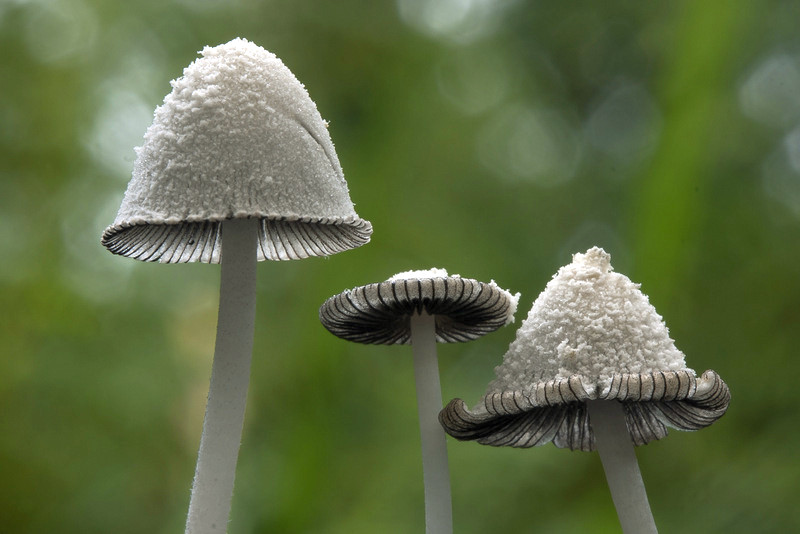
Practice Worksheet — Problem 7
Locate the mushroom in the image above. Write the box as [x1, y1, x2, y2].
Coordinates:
[440, 247, 730, 533]
[319, 269, 520, 534]
[101, 38, 372, 534]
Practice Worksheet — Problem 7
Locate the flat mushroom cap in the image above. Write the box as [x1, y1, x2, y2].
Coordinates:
[101, 37, 371, 263]
[319, 268, 521, 345]
[439, 247, 730, 451]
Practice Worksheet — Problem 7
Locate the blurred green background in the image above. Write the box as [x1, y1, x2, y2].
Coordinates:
[2, 0, 799, 532]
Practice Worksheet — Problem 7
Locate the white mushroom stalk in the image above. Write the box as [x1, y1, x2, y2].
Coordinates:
[186, 218, 258, 534]
[319, 269, 519, 534]
[440, 247, 730, 532]
[410, 310, 453, 534]
[587, 400, 657, 534]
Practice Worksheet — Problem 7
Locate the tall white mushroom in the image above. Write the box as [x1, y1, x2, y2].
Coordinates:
[101, 38, 372, 534]
[440, 247, 730, 533]
[319, 269, 519, 534]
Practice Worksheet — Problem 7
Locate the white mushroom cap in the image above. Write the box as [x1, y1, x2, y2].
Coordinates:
[440, 247, 730, 450]
[491, 247, 689, 391]
[319, 269, 520, 344]
[102, 38, 371, 263]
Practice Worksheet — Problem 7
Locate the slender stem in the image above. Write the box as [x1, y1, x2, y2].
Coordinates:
[587, 400, 658, 534]
[186, 219, 259, 534]
[410, 311, 453, 534]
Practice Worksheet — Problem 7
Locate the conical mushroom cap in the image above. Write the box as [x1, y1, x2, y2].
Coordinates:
[101, 37, 371, 263]
[439, 247, 730, 450]
[490, 247, 689, 392]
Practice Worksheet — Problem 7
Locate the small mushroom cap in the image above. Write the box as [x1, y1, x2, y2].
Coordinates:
[319, 269, 520, 344]
[101, 37, 371, 263]
[439, 247, 730, 450]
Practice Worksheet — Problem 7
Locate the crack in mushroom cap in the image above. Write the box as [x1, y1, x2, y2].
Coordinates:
[101, 37, 371, 263]
[439, 247, 730, 450]
[319, 269, 521, 345]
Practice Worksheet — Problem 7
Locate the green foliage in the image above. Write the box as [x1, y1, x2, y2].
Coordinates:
[2, 0, 799, 532]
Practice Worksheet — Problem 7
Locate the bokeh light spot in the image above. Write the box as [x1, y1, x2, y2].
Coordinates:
[583, 79, 661, 167]
[22, 0, 97, 64]
[739, 53, 800, 127]
[762, 126, 800, 218]
[84, 89, 154, 179]
[396, 0, 512, 44]
[785, 125, 800, 172]
[435, 47, 511, 115]
[478, 103, 582, 186]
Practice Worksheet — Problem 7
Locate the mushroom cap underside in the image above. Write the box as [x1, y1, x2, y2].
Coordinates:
[319, 276, 517, 344]
[101, 215, 372, 263]
[440, 369, 730, 451]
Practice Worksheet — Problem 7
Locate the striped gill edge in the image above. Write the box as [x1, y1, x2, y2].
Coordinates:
[101, 216, 373, 263]
[318, 276, 515, 345]
[439, 369, 730, 451]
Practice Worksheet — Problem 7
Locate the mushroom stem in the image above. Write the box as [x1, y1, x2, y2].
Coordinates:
[186, 218, 259, 534]
[410, 311, 453, 534]
[587, 399, 658, 534]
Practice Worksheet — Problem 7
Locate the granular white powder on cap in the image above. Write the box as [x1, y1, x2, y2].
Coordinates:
[113, 37, 359, 227]
[390, 268, 453, 281]
[488, 247, 691, 392]
[388, 268, 520, 325]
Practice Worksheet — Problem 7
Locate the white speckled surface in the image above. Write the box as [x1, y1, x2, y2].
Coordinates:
[489, 247, 691, 392]
[112, 37, 360, 227]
